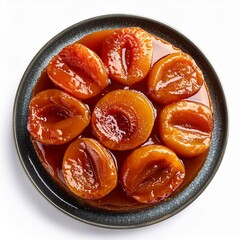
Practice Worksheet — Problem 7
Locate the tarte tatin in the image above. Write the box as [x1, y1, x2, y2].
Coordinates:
[27, 27, 213, 211]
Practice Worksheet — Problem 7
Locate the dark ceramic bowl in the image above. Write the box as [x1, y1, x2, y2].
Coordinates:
[13, 14, 228, 228]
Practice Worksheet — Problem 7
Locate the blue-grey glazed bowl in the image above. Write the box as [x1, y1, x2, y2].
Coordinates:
[13, 14, 228, 228]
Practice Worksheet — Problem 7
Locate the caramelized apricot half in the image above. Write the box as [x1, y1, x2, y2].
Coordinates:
[62, 138, 117, 200]
[148, 52, 204, 104]
[120, 145, 185, 204]
[47, 43, 109, 99]
[102, 27, 153, 85]
[27, 89, 90, 145]
[159, 100, 213, 157]
[92, 89, 155, 151]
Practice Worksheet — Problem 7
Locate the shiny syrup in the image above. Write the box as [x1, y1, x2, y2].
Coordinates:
[31, 30, 211, 211]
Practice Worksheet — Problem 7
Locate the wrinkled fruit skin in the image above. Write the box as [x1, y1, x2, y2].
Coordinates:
[91, 89, 155, 150]
[27, 89, 90, 145]
[148, 52, 204, 105]
[47, 43, 109, 99]
[120, 145, 185, 203]
[159, 100, 213, 157]
[62, 138, 117, 200]
[102, 27, 153, 85]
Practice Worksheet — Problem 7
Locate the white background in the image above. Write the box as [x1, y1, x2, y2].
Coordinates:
[1, 0, 239, 239]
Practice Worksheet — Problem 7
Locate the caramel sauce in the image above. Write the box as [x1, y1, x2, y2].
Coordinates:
[31, 30, 211, 211]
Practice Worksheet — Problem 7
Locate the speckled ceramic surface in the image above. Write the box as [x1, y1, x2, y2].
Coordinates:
[13, 14, 228, 228]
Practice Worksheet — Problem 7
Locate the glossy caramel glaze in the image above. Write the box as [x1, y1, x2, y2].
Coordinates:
[31, 29, 212, 211]
[47, 44, 109, 99]
[62, 138, 118, 200]
[148, 52, 204, 105]
[91, 89, 155, 151]
[120, 145, 185, 204]
[101, 27, 153, 85]
[159, 100, 213, 157]
[28, 89, 90, 145]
